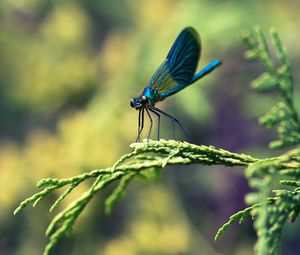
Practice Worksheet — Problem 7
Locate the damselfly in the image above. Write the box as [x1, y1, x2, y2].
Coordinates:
[130, 27, 221, 142]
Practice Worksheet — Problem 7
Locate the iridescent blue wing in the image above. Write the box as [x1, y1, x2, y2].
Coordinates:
[149, 27, 201, 98]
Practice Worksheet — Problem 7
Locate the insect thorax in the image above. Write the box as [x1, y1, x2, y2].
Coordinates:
[142, 87, 159, 103]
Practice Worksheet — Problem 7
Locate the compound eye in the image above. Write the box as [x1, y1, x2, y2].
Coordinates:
[141, 96, 147, 102]
[130, 99, 135, 108]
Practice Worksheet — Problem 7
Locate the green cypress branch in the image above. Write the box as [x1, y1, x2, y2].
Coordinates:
[15, 140, 260, 255]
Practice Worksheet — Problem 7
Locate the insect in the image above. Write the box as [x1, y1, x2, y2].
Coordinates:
[130, 27, 221, 142]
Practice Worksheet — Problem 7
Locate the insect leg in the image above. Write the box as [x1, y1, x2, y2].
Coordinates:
[145, 107, 153, 142]
[136, 108, 145, 142]
[149, 108, 160, 140]
[136, 108, 141, 142]
[151, 106, 190, 141]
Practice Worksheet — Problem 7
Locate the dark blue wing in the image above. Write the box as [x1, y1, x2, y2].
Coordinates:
[149, 27, 201, 98]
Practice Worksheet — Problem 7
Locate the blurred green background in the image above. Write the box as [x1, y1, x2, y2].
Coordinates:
[1, 0, 300, 254]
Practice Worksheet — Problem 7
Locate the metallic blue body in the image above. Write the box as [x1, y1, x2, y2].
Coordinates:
[142, 87, 159, 103]
[191, 59, 221, 83]
[130, 27, 221, 141]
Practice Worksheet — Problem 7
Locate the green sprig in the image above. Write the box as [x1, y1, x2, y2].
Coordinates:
[242, 27, 300, 149]
[214, 204, 259, 241]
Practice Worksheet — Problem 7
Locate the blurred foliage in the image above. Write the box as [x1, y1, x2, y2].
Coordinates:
[1, 0, 300, 255]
